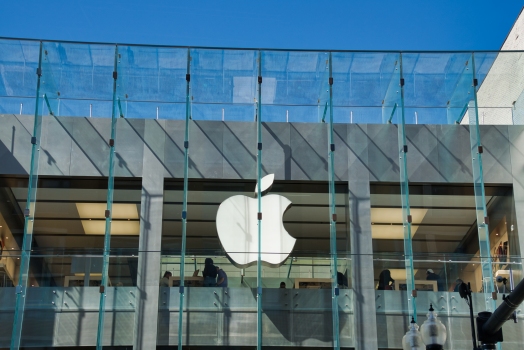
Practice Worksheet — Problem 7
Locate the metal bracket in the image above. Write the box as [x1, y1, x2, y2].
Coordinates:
[15, 285, 22, 294]
[105, 210, 110, 218]
[258, 76, 262, 84]
[184, 141, 189, 149]
[330, 143, 335, 152]
[403, 145, 408, 153]
[179, 286, 185, 294]
[186, 74, 190, 82]
[484, 216, 489, 225]
[100, 285, 105, 294]
[36, 68, 42, 77]
[109, 139, 114, 147]
[478, 145, 483, 154]
[332, 214, 337, 222]
[329, 77, 333, 86]
[412, 290, 417, 298]
[400, 78, 405, 87]
[31, 137, 37, 145]
[113, 71, 117, 80]
[24, 208, 30, 217]
[258, 212, 262, 220]
[334, 287, 339, 296]
[473, 78, 478, 87]
[407, 215, 412, 223]
[258, 142, 262, 151]
[182, 211, 187, 220]
[492, 292, 498, 300]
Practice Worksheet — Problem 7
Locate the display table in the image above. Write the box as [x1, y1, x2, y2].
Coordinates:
[294, 278, 332, 289]
[64, 275, 110, 287]
[393, 279, 437, 292]
[169, 276, 204, 287]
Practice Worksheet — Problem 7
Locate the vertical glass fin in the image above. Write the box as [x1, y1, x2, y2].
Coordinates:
[95, 45, 119, 350]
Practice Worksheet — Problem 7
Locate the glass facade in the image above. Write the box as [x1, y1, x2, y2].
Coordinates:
[1, 38, 524, 349]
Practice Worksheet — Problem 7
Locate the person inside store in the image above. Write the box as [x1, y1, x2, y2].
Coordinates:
[453, 278, 464, 292]
[159, 271, 172, 287]
[280, 282, 286, 289]
[203, 258, 218, 287]
[377, 269, 395, 290]
[216, 266, 228, 287]
[426, 269, 444, 291]
[337, 271, 349, 288]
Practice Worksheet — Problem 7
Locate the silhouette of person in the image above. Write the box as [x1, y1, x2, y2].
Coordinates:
[453, 278, 464, 292]
[203, 258, 217, 287]
[377, 269, 395, 290]
[426, 269, 444, 291]
[216, 266, 228, 287]
[160, 271, 172, 287]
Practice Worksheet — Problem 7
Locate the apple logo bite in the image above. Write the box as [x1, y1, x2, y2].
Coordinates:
[216, 174, 295, 268]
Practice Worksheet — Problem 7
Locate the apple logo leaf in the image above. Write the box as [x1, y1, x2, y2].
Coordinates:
[254, 174, 274, 197]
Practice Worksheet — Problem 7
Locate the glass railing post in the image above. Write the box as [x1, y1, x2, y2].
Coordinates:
[470, 53, 496, 313]
[10, 41, 44, 350]
[256, 49, 263, 350]
[327, 52, 341, 349]
[95, 45, 119, 350]
[177, 48, 192, 350]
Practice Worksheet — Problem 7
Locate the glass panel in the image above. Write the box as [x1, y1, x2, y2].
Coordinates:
[332, 52, 398, 124]
[11, 41, 46, 349]
[112, 45, 187, 120]
[261, 50, 329, 122]
[37, 42, 115, 118]
[0, 39, 39, 115]
[378, 52, 419, 321]
[190, 49, 257, 121]
[401, 52, 475, 125]
[161, 178, 350, 347]
[158, 50, 193, 348]
[0, 178, 25, 295]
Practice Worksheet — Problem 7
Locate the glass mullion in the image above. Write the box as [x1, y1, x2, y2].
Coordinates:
[469, 53, 496, 313]
[10, 41, 45, 350]
[397, 53, 417, 321]
[447, 58, 475, 125]
[327, 52, 341, 349]
[177, 48, 191, 349]
[256, 49, 263, 350]
[95, 45, 119, 350]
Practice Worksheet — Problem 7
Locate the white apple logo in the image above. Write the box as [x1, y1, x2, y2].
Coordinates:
[216, 174, 295, 268]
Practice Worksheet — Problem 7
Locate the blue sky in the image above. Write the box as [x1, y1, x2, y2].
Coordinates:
[0, 1, 523, 50]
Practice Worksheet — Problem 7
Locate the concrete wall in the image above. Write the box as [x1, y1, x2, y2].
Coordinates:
[0, 114, 516, 185]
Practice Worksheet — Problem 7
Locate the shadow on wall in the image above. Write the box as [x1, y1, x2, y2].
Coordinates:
[0, 140, 27, 175]
[259, 288, 348, 345]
